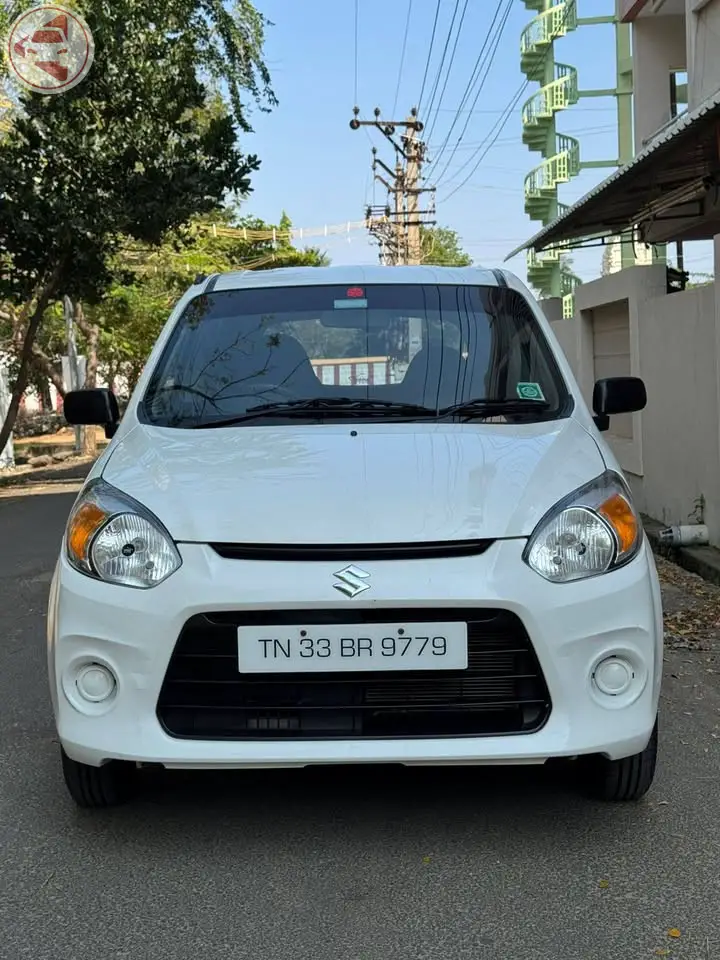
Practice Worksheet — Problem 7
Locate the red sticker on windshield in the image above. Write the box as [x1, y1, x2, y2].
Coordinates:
[346, 287, 365, 298]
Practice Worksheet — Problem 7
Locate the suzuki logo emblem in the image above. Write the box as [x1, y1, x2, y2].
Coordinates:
[333, 564, 371, 598]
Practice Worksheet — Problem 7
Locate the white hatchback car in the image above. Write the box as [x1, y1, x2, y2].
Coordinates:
[50, 265, 662, 808]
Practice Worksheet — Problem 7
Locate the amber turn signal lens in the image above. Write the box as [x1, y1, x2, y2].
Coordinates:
[67, 501, 108, 566]
[598, 493, 638, 555]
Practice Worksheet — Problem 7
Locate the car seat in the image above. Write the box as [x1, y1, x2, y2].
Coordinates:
[228, 332, 320, 400]
[401, 346, 483, 409]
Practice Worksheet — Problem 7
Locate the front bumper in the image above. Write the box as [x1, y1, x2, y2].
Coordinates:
[48, 538, 664, 768]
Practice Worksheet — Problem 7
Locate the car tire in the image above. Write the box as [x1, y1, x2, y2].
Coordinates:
[584, 719, 658, 802]
[61, 748, 136, 808]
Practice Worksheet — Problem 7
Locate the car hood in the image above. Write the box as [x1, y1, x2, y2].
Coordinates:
[101, 418, 605, 544]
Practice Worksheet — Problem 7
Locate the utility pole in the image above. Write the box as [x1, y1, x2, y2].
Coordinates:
[364, 201, 395, 266]
[404, 120, 424, 265]
[366, 146, 405, 265]
[350, 106, 435, 266]
[63, 296, 83, 454]
[392, 156, 406, 264]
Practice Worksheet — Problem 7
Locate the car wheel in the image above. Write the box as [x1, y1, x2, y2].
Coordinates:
[584, 719, 658, 802]
[61, 748, 136, 808]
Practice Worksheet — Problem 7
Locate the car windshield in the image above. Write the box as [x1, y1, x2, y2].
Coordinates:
[140, 283, 571, 428]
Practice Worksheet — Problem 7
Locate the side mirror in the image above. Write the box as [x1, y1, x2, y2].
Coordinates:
[592, 377, 647, 432]
[64, 389, 120, 439]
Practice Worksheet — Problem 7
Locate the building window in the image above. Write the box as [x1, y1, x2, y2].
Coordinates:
[670, 70, 688, 119]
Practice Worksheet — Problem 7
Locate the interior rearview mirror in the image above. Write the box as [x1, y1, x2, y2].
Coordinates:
[592, 377, 647, 432]
[64, 389, 120, 439]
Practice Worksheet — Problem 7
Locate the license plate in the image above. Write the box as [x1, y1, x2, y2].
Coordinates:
[237, 622, 468, 674]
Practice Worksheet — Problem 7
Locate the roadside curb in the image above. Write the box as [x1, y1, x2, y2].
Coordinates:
[644, 515, 720, 587]
[0, 459, 93, 489]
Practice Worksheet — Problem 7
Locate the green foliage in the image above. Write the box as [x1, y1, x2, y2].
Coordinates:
[0, 0, 274, 309]
[0, 0, 280, 455]
[420, 226, 473, 267]
[0, 7, 12, 77]
[90, 283, 174, 392]
[0, 299, 66, 388]
[93, 212, 329, 390]
[172, 0, 277, 129]
[1, 0, 273, 126]
[687, 272, 714, 289]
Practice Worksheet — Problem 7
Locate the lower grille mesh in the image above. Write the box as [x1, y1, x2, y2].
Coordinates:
[156, 609, 551, 740]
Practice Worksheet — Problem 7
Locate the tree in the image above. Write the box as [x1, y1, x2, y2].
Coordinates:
[1, 208, 330, 408]
[93, 211, 329, 393]
[0, 0, 275, 456]
[0, 299, 67, 399]
[420, 226, 473, 267]
[560, 255, 574, 278]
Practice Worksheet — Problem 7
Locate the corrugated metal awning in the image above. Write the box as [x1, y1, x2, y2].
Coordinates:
[506, 89, 720, 260]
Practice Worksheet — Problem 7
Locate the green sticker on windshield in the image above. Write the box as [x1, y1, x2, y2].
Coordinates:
[516, 382, 546, 401]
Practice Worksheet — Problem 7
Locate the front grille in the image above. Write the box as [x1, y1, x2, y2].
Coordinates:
[157, 609, 551, 741]
[209, 540, 494, 561]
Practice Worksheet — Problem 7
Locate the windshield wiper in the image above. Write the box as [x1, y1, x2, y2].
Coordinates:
[188, 396, 551, 429]
[249, 397, 437, 415]
[191, 397, 437, 428]
[440, 398, 551, 419]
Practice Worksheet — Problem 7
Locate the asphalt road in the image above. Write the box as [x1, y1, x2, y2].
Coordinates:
[1, 485, 719, 960]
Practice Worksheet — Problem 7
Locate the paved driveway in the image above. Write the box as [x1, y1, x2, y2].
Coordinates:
[1, 486, 719, 960]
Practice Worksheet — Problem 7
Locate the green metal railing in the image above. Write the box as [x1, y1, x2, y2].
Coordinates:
[521, 63, 578, 150]
[520, 0, 582, 317]
[520, 0, 577, 73]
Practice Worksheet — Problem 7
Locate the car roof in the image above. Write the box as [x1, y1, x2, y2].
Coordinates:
[207, 264, 506, 293]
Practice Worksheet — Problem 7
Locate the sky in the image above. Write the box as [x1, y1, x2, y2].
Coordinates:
[241, 0, 714, 286]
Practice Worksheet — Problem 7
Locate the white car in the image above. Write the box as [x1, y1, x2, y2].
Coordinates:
[50, 265, 662, 808]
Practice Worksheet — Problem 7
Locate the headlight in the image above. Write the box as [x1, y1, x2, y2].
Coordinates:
[524, 470, 641, 583]
[66, 479, 181, 588]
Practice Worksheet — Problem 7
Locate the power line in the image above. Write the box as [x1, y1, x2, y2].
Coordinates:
[424, 0, 471, 146]
[426, 0, 510, 176]
[353, 0, 359, 106]
[430, 124, 616, 153]
[440, 82, 528, 202]
[438, 184, 520, 194]
[431, 0, 512, 181]
[430, 0, 513, 185]
[423, 0, 462, 132]
[432, 105, 618, 114]
[438, 0, 577, 202]
[417, 0, 442, 117]
[392, 0, 414, 117]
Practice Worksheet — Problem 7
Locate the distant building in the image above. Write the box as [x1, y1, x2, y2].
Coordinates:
[619, 0, 703, 150]
[601, 237, 655, 276]
[311, 357, 393, 387]
[513, 0, 720, 548]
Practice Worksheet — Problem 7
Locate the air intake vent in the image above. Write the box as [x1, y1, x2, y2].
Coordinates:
[209, 540, 494, 562]
[157, 608, 551, 741]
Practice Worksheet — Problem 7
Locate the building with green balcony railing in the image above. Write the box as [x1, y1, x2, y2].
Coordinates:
[519, 1, 637, 318]
[520, 0, 583, 317]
